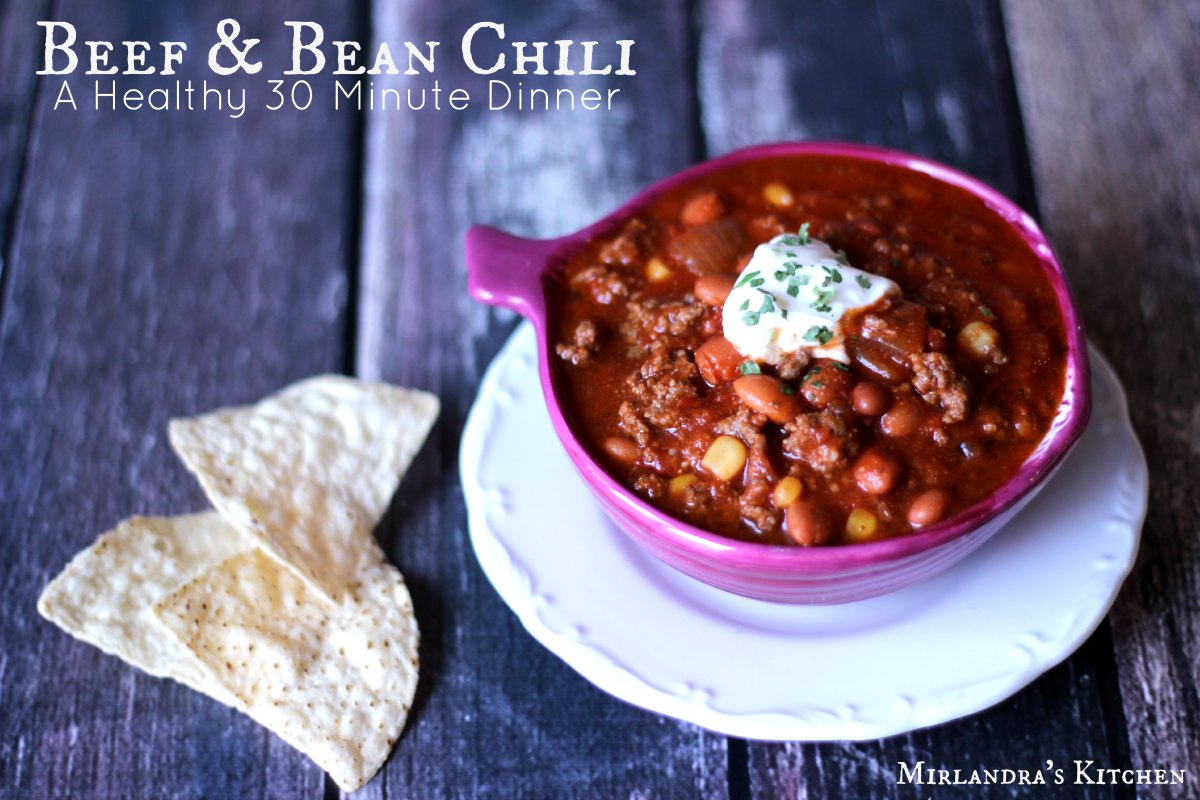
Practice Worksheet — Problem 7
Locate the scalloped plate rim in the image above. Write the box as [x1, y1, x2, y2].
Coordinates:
[461, 322, 1146, 741]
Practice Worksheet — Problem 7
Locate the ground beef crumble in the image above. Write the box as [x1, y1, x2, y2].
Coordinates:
[621, 344, 699, 431]
[570, 265, 629, 305]
[618, 401, 652, 447]
[738, 444, 782, 532]
[918, 273, 984, 322]
[775, 349, 812, 380]
[620, 297, 708, 350]
[555, 320, 599, 365]
[713, 406, 768, 448]
[633, 473, 666, 501]
[597, 219, 650, 268]
[782, 410, 858, 474]
[911, 351, 970, 423]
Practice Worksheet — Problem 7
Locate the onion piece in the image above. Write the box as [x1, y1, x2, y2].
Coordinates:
[665, 218, 746, 275]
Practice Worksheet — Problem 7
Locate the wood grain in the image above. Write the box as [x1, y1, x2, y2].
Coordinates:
[354, 1, 731, 797]
[1004, 0, 1200, 790]
[696, 0, 1133, 796]
[0, 0, 48, 288]
[0, 2, 361, 797]
[2, 0, 1195, 796]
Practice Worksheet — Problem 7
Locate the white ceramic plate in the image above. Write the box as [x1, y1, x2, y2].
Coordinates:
[461, 323, 1147, 741]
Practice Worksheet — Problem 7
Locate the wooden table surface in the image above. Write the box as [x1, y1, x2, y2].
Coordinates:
[2, 1, 1197, 797]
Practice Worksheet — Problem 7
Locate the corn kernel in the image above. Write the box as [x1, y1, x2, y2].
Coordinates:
[959, 321, 1000, 358]
[646, 257, 672, 282]
[844, 508, 878, 542]
[763, 182, 794, 208]
[772, 476, 803, 508]
[700, 436, 747, 481]
[669, 473, 698, 495]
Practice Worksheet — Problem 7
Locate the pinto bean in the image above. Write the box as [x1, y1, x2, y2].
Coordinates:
[681, 191, 724, 226]
[694, 274, 735, 306]
[800, 360, 853, 409]
[602, 436, 641, 466]
[695, 336, 745, 386]
[853, 449, 901, 495]
[908, 489, 951, 527]
[734, 375, 802, 424]
[852, 382, 890, 416]
[785, 499, 834, 546]
[881, 399, 921, 437]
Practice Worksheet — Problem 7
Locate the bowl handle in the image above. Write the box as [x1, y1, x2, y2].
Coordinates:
[466, 225, 562, 320]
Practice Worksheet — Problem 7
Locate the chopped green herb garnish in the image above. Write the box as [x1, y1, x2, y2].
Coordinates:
[809, 381, 825, 390]
[779, 384, 796, 395]
[738, 361, 762, 376]
[855, 275, 872, 289]
[832, 362, 850, 372]
[780, 309, 789, 319]
[981, 306, 995, 319]
[739, 299, 750, 311]
[735, 270, 761, 288]
[836, 249, 850, 266]
[774, 270, 787, 281]
[820, 266, 843, 286]
[798, 223, 811, 245]
[803, 325, 834, 345]
[810, 287, 835, 313]
[749, 277, 765, 288]
[786, 282, 801, 298]
[738, 291, 777, 327]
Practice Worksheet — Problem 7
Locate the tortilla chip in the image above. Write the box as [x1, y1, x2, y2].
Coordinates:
[39, 375, 434, 791]
[168, 375, 439, 599]
[36, 513, 250, 704]
[154, 549, 420, 792]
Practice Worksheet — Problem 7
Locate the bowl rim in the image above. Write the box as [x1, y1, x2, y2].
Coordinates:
[468, 140, 1092, 572]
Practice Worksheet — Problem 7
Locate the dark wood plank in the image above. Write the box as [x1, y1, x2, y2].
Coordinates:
[0, 0, 49, 284]
[1004, 0, 1200, 789]
[699, 0, 1034, 205]
[355, 1, 729, 797]
[0, 3, 362, 797]
[696, 0, 1133, 795]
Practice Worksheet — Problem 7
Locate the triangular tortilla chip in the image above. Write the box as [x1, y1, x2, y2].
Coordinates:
[168, 376, 438, 599]
[154, 549, 420, 792]
[39, 376, 434, 791]
[36, 513, 250, 705]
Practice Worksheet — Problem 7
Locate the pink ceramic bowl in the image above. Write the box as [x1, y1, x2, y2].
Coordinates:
[466, 141, 1091, 604]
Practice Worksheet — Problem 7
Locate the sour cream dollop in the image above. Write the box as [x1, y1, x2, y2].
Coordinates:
[722, 231, 899, 364]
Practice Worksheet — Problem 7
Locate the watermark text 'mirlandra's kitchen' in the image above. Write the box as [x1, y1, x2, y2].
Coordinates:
[896, 760, 1187, 787]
